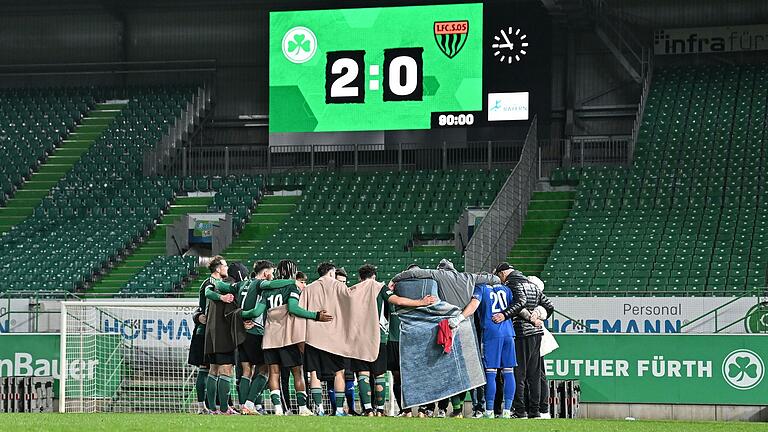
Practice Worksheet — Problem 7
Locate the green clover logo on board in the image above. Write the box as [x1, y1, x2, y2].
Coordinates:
[722, 349, 764, 390]
[282, 27, 317, 64]
[744, 303, 768, 333]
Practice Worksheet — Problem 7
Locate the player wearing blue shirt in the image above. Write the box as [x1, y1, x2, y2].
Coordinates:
[449, 284, 517, 418]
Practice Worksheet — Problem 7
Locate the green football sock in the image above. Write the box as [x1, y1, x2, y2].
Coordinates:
[335, 393, 345, 411]
[297, 391, 308, 407]
[196, 369, 208, 403]
[375, 375, 387, 410]
[218, 375, 233, 411]
[311, 387, 323, 407]
[270, 390, 282, 407]
[451, 393, 464, 411]
[357, 375, 372, 410]
[248, 373, 268, 404]
[205, 374, 218, 410]
[238, 376, 251, 405]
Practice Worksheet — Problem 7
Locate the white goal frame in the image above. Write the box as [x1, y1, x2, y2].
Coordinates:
[59, 301, 197, 413]
[59, 300, 400, 415]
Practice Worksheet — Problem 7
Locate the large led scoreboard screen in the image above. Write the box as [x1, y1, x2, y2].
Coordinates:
[269, 3, 546, 133]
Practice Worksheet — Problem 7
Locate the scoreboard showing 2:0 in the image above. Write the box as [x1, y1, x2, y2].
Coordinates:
[269, 4, 483, 133]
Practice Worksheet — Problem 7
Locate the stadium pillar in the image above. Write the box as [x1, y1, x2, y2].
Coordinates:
[310, 145, 315, 171]
[564, 28, 576, 167]
[487, 141, 492, 171]
[442, 141, 447, 170]
[182, 147, 188, 177]
[538, 145, 542, 179]
[224, 146, 230, 176]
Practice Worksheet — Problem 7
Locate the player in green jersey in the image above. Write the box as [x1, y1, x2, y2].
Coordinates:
[236, 260, 275, 415]
[333, 267, 358, 416]
[239, 271, 332, 416]
[187, 258, 222, 413]
[200, 256, 237, 415]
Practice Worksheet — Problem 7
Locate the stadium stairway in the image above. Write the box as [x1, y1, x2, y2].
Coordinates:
[89, 196, 213, 294]
[185, 195, 300, 291]
[0, 103, 122, 234]
[507, 191, 574, 276]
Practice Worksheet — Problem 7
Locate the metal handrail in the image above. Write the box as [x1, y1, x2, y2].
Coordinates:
[0, 59, 217, 77]
[678, 287, 766, 332]
[464, 117, 538, 273]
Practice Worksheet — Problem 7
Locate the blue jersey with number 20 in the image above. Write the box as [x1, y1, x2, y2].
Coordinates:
[473, 284, 515, 339]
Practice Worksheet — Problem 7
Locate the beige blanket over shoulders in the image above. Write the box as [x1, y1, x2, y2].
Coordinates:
[304, 276, 381, 361]
[262, 305, 306, 349]
[262, 276, 381, 360]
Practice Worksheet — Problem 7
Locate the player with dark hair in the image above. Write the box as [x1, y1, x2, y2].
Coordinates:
[239, 272, 332, 416]
[335, 267, 348, 284]
[276, 259, 298, 280]
[331, 266, 358, 415]
[286, 270, 309, 413]
[235, 260, 274, 415]
[295, 271, 308, 290]
[303, 262, 350, 416]
[187, 259, 218, 414]
[351, 263, 438, 416]
[275, 259, 299, 414]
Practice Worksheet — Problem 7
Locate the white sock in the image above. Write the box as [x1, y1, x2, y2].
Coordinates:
[336, 407, 345, 414]
[244, 401, 255, 411]
[255, 404, 263, 410]
[275, 405, 284, 415]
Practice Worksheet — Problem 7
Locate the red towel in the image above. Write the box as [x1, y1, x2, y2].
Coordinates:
[437, 319, 454, 353]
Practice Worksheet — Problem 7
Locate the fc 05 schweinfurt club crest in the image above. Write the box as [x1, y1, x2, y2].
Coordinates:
[434, 20, 469, 59]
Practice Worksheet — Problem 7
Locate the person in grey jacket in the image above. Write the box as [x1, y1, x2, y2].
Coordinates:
[389, 258, 500, 417]
[491, 262, 554, 419]
[389, 259, 500, 308]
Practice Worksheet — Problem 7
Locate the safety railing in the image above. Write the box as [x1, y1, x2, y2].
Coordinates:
[537, 136, 632, 180]
[464, 117, 538, 273]
[679, 288, 767, 334]
[158, 136, 633, 180]
[0, 291, 81, 333]
[569, 136, 632, 167]
[164, 140, 526, 177]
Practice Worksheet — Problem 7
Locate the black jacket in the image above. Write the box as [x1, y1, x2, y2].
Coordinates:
[204, 286, 246, 356]
[500, 272, 555, 337]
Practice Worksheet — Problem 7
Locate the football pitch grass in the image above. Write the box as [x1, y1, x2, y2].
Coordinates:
[5, 414, 768, 432]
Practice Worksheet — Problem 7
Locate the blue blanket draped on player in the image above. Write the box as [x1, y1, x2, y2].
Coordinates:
[396, 280, 485, 408]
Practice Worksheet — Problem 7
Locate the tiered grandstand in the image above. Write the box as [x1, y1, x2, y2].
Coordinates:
[541, 64, 768, 295]
[2, 67, 766, 297]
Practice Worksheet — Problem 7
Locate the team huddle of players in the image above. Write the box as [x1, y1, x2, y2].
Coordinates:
[187, 255, 551, 419]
